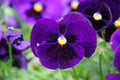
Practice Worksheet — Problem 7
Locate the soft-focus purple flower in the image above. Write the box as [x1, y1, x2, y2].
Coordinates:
[4, 15, 21, 28]
[110, 28, 120, 51]
[30, 12, 97, 69]
[106, 74, 120, 80]
[0, 28, 29, 69]
[76, 0, 112, 32]
[12, 0, 63, 24]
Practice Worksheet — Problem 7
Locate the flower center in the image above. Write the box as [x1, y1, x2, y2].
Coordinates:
[93, 12, 102, 21]
[33, 3, 43, 12]
[114, 18, 120, 28]
[58, 35, 67, 46]
[70, 0, 79, 10]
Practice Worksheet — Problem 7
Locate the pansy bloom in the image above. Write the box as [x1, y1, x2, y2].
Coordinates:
[12, 0, 63, 24]
[76, 0, 112, 31]
[97, 0, 120, 41]
[106, 28, 120, 80]
[30, 12, 97, 69]
[0, 28, 29, 69]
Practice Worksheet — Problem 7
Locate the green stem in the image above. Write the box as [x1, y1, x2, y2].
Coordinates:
[101, 30, 106, 46]
[99, 54, 104, 80]
[72, 68, 78, 80]
[8, 42, 13, 67]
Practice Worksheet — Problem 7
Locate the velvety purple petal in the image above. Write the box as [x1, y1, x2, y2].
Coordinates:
[113, 46, 120, 72]
[106, 74, 120, 80]
[13, 53, 27, 69]
[100, 0, 120, 21]
[110, 28, 120, 51]
[35, 43, 84, 69]
[77, 0, 112, 31]
[60, 12, 97, 58]
[13, 41, 30, 51]
[30, 18, 59, 56]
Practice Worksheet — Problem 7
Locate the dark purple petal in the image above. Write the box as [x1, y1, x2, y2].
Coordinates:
[100, 0, 120, 21]
[98, 24, 116, 42]
[106, 74, 120, 80]
[113, 46, 120, 72]
[36, 43, 84, 69]
[110, 28, 120, 51]
[77, 0, 112, 31]
[30, 18, 59, 56]
[60, 12, 97, 58]
[13, 54, 27, 69]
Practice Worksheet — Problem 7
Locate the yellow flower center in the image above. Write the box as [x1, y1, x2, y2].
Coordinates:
[70, 0, 79, 10]
[114, 18, 120, 28]
[93, 12, 102, 21]
[33, 3, 43, 12]
[58, 35, 67, 46]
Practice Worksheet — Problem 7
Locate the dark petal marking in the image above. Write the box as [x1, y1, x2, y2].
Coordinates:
[25, 8, 42, 20]
[76, 1, 112, 31]
[37, 43, 84, 69]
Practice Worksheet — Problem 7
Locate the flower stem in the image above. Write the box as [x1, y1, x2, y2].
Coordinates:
[8, 42, 13, 67]
[99, 54, 104, 80]
[60, 70, 66, 80]
[72, 67, 78, 80]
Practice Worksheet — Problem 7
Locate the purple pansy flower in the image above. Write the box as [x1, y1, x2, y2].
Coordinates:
[106, 74, 120, 80]
[97, 0, 120, 41]
[0, 28, 29, 69]
[76, 0, 112, 32]
[12, 0, 63, 24]
[30, 12, 97, 69]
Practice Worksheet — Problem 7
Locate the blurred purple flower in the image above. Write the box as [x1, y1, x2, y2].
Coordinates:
[76, 0, 112, 31]
[30, 12, 97, 69]
[4, 15, 21, 28]
[106, 74, 120, 80]
[0, 28, 29, 69]
[97, 0, 120, 41]
[11, 0, 63, 24]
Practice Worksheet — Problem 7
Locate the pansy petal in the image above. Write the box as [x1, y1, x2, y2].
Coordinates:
[35, 43, 84, 69]
[30, 18, 59, 56]
[110, 28, 120, 51]
[106, 74, 120, 80]
[113, 46, 120, 72]
[13, 41, 30, 51]
[13, 54, 27, 69]
[60, 12, 96, 58]
[77, 0, 112, 31]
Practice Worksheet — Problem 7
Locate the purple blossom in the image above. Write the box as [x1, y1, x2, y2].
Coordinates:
[12, 0, 63, 24]
[97, 0, 120, 41]
[110, 28, 120, 51]
[30, 12, 97, 69]
[106, 29, 120, 80]
[76, 0, 112, 31]
[0, 28, 29, 69]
